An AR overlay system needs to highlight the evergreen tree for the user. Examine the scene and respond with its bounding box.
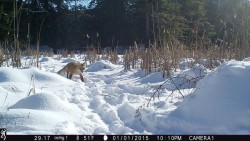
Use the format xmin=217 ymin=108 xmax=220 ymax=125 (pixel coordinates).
xmin=88 ymin=0 xmax=132 ymax=48
xmin=0 ymin=1 xmax=14 ymax=44
xmin=179 ymin=0 xmax=215 ymax=48
xmin=152 ymin=0 xmax=185 ymax=47
xmin=0 ymin=0 xmax=248 ymax=52
xmin=205 ymin=0 xmax=250 ymax=58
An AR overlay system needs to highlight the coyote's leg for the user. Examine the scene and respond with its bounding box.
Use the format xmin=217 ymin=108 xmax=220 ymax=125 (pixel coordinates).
xmin=80 ymin=74 xmax=84 ymax=82
xmin=68 ymin=73 xmax=73 ymax=80
xmin=66 ymin=71 xmax=69 ymax=78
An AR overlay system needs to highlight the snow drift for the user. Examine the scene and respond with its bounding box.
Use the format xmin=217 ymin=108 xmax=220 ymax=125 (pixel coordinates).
xmin=8 ymin=93 xmax=72 ymax=111
xmin=1 ymin=56 xmax=250 ymax=134
xmin=167 ymin=60 xmax=250 ymax=134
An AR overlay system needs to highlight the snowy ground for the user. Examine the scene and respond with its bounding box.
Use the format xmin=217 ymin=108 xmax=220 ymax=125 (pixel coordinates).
xmin=0 ymin=55 xmax=250 ymax=134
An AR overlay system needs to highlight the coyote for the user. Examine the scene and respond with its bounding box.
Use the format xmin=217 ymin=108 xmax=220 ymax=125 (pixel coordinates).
xmin=58 ymin=62 xmax=87 ymax=82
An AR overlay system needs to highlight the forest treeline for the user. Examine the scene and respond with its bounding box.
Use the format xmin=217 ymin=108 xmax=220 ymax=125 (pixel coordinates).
xmin=0 ymin=0 xmax=249 ymax=51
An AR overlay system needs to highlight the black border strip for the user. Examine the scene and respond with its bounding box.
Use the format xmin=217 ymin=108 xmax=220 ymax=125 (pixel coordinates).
xmin=2 ymin=135 xmax=250 ymax=141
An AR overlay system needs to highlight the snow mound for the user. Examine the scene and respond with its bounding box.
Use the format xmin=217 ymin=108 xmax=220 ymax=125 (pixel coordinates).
xmin=40 ymin=57 xmax=56 ymax=63
xmin=8 ymin=93 xmax=71 ymax=111
xmin=243 ymin=57 xmax=250 ymax=61
xmin=140 ymin=72 xmax=165 ymax=84
xmin=61 ymin=58 xmax=78 ymax=63
xmin=169 ymin=60 xmax=250 ymax=134
xmin=86 ymin=60 xmax=116 ymax=72
xmin=0 ymin=67 xmax=30 ymax=83
xmin=40 ymin=57 xmax=49 ymax=62
xmin=169 ymin=64 xmax=207 ymax=90
xmin=0 ymin=67 xmax=72 ymax=84
xmin=179 ymin=58 xmax=194 ymax=70
xmin=179 ymin=64 xmax=207 ymax=79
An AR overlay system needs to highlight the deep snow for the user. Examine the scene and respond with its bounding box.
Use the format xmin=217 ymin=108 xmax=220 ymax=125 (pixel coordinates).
xmin=0 ymin=55 xmax=250 ymax=134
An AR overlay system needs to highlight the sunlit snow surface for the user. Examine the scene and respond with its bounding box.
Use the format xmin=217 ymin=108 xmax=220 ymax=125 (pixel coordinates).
xmin=0 ymin=55 xmax=250 ymax=134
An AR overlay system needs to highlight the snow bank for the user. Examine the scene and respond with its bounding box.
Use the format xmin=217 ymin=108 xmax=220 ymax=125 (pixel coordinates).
xmin=179 ymin=58 xmax=195 ymax=70
xmin=8 ymin=93 xmax=72 ymax=111
xmin=0 ymin=67 xmax=73 ymax=107
xmin=40 ymin=57 xmax=56 ymax=63
xmin=140 ymin=72 xmax=165 ymax=84
xmin=2 ymin=55 xmax=250 ymax=135
xmin=0 ymin=67 xmax=72 ymax=85
xmin=168 ymin=60 xmax=250 ymax=134
xmin=86 ymin=60 xmax=116 ymax=72
xmin=61 ymin=58 xmax=78 ymax=63
xmin=168 ymin=64 xmax=207 ymax=90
